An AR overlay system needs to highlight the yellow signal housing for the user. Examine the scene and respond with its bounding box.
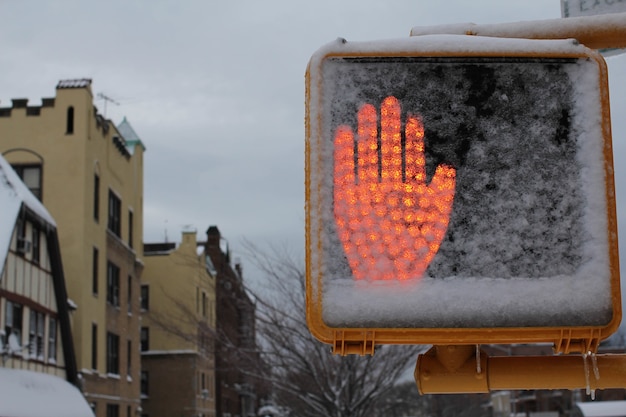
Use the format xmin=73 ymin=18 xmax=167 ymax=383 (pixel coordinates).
xmin=305 ymin=35 xmax=619 ymax=355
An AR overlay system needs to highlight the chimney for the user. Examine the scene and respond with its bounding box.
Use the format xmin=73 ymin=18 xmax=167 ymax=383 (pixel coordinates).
xmin=181 ymin=228 xmax=197 ymax=249
xmin=206 ymin=225 xmax=221 ymax=249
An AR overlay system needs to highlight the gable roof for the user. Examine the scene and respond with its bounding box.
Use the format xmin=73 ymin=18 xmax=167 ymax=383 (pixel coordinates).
xmin=0 ymin=155 xmax=55 ymax=272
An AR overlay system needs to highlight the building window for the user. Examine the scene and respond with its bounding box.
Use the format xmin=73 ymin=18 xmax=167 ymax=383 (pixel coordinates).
xmin=106 ymin=332 xmax=119 ymax=375
xmin=15 ymin=218 xmax=27 ymax=257
xmin=28 ymin=310 xmax=44 ymax=360
xmin=140 ymin=371 xmax=149 ymax=396
xmin=31 ymin=225 xmax=40 ymax=264
xmin=140 ymin=285 xmax=149 ymax=311
xmin=127 ymin=340 xmax=132 ymax=376
xmin=4 ymin=301 xmax=23 ymax=350
xmin=12 ymin=164 xmax=42 ymax=200
xmin=202 ymin=292 xmax=208 ymax=318
xmin=48 ymin=317 xmax=57 ymax=363
xmin=140 ymin=327 xmax=149 ymax=352
xmin=128 ymin=210 xmax=134 ymax=249
xmin=127 ymin=275 xmax=132 ymax=314
xmin=107 ymin=190 xmax=121 ymax=237
xmin=94 ymin=174 xmax=100 ymax=221
xmin=91 ymin=324 xmax=97 ymax=370
xmin=106 ymin=404 xmax=119 ymax=417
xmin=66 ymin=106 xmax=74 ymax=134
xmin=107 ymin=261 xmax=120 ymax=307
xmin=92 ymin=247 xmax=99 ymax=295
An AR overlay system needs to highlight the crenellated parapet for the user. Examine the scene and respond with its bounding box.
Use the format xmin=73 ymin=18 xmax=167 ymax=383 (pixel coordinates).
xmin=0 ymin=79 xmax=140 ymax=159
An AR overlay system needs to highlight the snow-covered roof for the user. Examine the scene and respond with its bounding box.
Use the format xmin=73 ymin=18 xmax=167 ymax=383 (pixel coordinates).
xmin=0 ymin=154 xmax=56 ymax=273
xmin=0 ymin=368 xmax=94 ymax=417
xmin=576 ymin=401 xmax=626 ymax=417
xmin=117 ymin=117 xmax=146 ymax=154
xmin=56 ymin=78 xmax=92 ymax=89
xmin=258 ymin=404 xmax=282 ymax=416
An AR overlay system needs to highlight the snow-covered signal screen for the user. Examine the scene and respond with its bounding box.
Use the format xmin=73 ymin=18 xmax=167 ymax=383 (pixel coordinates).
xmin=305 ymin=36 xmax=620 ymax=354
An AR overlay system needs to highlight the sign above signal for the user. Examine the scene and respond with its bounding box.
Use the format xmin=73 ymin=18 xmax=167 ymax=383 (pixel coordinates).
xmin=305 ymin=35 xmax=620 ymax=354
xmin=561 ymin=0 xmax=626 ymax=17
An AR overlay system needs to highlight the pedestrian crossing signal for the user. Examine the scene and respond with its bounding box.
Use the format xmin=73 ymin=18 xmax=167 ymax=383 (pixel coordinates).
xmin=305 ymin=36 xmax=620 ymax=354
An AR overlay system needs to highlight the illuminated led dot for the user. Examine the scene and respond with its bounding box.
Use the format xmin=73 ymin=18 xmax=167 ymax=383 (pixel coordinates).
xmin=344 ymin=243 xmax=354 ymax=255
xmin=426 ymin=211 xmax=439 ymax=222
xmin=389 ymin=243 xmax=401 ymax=257
xmin=414 ymin=240 xmax=427 ymax=254
xmin=418 ymin=197 xmax=430 ymax=208
xmin=372 ymin=242 xmax=385 ymax=255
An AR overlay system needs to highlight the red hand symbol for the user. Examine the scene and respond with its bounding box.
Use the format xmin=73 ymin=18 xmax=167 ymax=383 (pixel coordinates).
xmin=334 ymin=96 xmax=456 ymax=280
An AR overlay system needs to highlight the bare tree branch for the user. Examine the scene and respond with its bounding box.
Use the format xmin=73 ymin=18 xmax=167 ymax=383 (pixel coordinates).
xmin=241 ymin=239 xmax=424 ymax=417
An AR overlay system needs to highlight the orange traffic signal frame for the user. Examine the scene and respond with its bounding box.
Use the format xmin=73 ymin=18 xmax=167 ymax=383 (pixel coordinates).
xmin=305 ymin=35 xmax=620 ymax=356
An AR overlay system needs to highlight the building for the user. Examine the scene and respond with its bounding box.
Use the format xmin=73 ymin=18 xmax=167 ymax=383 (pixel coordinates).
xmin=0 ymin=79 xmax=146 ymax=417
xmin=0 ymin=155 xmax=93 ymax=416
xmin=141 ymin=229 xmax=217 ymax=417
xmin=203 ymin=226 xmax=269 ymax=417
xmin=484 ymin=342 xmax=626 ymax=417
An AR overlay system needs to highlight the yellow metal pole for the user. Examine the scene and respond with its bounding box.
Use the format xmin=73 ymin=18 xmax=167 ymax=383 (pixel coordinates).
xmin=411 ymin=12 xmax=626 ymax=51
xmin=416 ymin=346 xmax=626 ymax=394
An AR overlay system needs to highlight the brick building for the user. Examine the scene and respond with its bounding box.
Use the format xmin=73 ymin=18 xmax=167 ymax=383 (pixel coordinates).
xmin=203 ymin=226 xmax=269 ymax=417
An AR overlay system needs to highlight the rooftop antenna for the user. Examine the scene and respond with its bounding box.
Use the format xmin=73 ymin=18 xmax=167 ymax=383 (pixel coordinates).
xmin=97 ymin=92 xmax=119 ymax=117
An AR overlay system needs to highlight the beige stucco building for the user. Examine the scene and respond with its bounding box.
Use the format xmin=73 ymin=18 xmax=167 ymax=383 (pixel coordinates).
xmin=142 ymin=230 xmax=217 ymax=417
xmin=0 ymin=79 xmax=145 ymax=417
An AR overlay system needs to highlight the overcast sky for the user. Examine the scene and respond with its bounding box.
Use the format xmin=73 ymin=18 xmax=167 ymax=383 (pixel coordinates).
xmin=1 ymin=1 xmax=624 ymax=289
